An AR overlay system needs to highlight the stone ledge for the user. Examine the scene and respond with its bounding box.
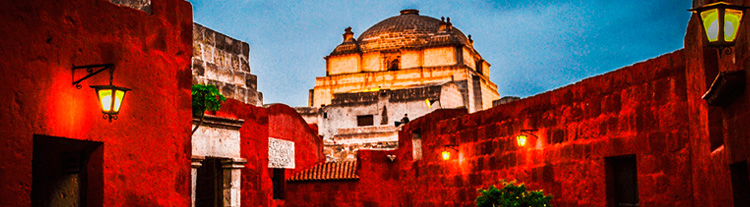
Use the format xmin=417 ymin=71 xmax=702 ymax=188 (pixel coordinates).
xmin=336 ymin=125 xmax=396 ymax=135
xmin=193 ymin=114 xmax=244 ymax=129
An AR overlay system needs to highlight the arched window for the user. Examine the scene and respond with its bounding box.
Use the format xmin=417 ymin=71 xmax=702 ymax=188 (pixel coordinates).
xmin=388 ymin=59 xmax=400 ymax=71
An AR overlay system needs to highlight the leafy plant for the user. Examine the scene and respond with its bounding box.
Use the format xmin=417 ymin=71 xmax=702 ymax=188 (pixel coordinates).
xmin=476 ymin=180 xmax=553 ymax=207
xmin=191 ymin=84 xmax=226 ymax=134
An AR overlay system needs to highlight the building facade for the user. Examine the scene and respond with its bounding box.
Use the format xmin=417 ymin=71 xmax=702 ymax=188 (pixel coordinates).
xmin=284 ymin=1 xmax=750 ymax=206
xmin=0 ymin=0 xmax=195 ymax=205
xmin=299 ymin=9 xmax=501 ymax=161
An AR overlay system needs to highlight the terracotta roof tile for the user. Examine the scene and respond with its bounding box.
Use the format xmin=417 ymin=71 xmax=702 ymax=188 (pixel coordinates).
xmin=287 ymin=161 xmax=359 ymax=182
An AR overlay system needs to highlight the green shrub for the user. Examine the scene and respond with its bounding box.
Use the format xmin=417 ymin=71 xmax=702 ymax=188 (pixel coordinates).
xmin=191 ymin=84 xmax=226 ymax=134
xmin=192 ymin=84 xmax=226 ymax=117
xmin=476 ymin=180 xmax=553 ymax=207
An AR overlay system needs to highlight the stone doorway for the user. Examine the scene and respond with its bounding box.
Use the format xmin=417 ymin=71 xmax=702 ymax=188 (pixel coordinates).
xmin=195 ymin=157 xmax=223 ymax=207
xmin=32 ymin=135 xmax=103 ymax=207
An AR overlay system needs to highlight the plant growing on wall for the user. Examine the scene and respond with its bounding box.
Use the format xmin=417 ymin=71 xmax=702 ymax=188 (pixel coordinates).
xmin=476 ymin=180 xmax=553 ymax=207
xmin=192 ymin=84 xmax=226 ymax=134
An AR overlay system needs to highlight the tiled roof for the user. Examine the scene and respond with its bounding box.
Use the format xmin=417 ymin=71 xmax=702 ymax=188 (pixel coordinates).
xmin=287 ymin=161 xmax=359 ymax=182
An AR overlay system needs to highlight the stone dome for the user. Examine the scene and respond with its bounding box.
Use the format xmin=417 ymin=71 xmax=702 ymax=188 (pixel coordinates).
xmin=330 ymin=9 xmax=474 ymax=56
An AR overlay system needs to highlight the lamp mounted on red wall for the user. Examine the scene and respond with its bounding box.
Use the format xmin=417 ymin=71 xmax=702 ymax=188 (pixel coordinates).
xmin=441 ymin=144 xmax=458 ymax=161
xmin=517 ymin=129 xmax=538 ymax=147
xmin=72 ymin=64 xmax=131 ymax=122
xmin=689 ymin=1 xmax=749 ymax=55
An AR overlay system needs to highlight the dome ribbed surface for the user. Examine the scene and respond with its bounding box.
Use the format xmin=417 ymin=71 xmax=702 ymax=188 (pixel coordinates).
xmin=330 ymin=10 xmax=473 ymax=56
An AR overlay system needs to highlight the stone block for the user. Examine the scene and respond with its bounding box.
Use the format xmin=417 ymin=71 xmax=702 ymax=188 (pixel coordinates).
xmin=231 ymin=38 xmax=243 ymax=55
xmin=203 ymin=28 xmax=215 ymax=46
xmin=231 ymin=55 xmax=239 ymax=71
xmin=204 ymin=63 xmax=218 ymax=80
xmin=193 ymin=23 xmax=204 ymax=42
xmin=240 ymin=58 xmax=250 ymax=72
xmin=245 ymin=74 xmax=257 ymax=89
xmin=202 ymin=46 xmax=215 ymax=64
xmin=216 ymin=67 xmax=233 ymax=83
xmin=192 ymin=58 xmax=205 ymax=76
xmin=193 ymin=44 xmax=202 ymax=60
xmin=236 ymin=87 xmax=248 ymax=103
xmin=222 ymin=84 xmax=236 ymax=100
xmin=213 ymin=33 xmax=227 ymax=50
xmin=241 ymin=42 xmax=250 ymax=56
xmin=206 ymin=80 xmax=222 ymax=88
xmin=109 ymin=0 xmax=152 ymax=13
xmin=214 ymin=50 xmax=226 ymax=69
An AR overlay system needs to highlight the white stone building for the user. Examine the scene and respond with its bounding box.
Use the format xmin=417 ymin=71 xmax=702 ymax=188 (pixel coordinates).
xmin=297 ymin=9 xmax=501 ymax=161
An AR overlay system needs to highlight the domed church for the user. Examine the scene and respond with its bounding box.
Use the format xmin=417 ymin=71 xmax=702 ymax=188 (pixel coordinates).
xmin=297 ymin=9 xmax=500 ymax=161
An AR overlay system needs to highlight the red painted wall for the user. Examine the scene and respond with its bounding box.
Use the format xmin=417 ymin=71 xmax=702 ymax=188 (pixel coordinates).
xmin=685 ymin=0 xmax=750 ymax=206
xmin=217 ymin=101 xmax=324 ymax=207
xmin=283 ymin=1 xmax=750 ymax=205
xmin=283 ymin=109 xmax=468 ymax=207
xmin=284 ymin=49 xmax=690 ymax=207
xmin=401 ymin=51 xmax=690 ymax=206
xmin=0 ymin=0 xmax=194 ymax=206
xmin=267 ymin=104 xmax=325 ymax=175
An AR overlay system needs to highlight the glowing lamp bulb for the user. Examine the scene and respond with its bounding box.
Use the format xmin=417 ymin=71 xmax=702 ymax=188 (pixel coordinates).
xmin=91 ymin=84 xmax=131 ymax=121
xmin=702 ymin=9 xmax=720 ymax=41
xmin=516 ymin=135 xmax=527 ymax=147
xmin=441 ymin=150 xmax=450 ymax=160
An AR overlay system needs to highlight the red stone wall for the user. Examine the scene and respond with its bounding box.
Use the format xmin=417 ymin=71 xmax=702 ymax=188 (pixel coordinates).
xmin=267 ymin=104 xmax=325 ymax=174
xmin=217 ymin=100 xmax=324 ymax=207
xmin=0 ymin=0 xmax=194 ymax=206
xmin=400 ymin=51 xmax=689 ymax=206
xmin=685 ymin=1 xmax=750 ymax=206
xmin=284 ymin=50 xmax=689 ymax=207
xmin=283 ymin=109 xmax=468 ymax=207
xmin=284 ymin=149 xmax=407 ymax=207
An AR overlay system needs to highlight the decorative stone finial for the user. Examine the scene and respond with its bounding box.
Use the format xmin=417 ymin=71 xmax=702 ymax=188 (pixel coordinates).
xmin=446 ymin=17 xmax=452 ymax=31
xmin=343 ymin=27 xmax=354 ymax=42
xmin=468 ymin=35 xmax=473 ymax=44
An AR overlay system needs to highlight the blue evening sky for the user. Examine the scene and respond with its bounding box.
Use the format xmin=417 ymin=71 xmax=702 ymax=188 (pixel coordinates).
xmin=187 ymin=0 xmax=692 ymax=107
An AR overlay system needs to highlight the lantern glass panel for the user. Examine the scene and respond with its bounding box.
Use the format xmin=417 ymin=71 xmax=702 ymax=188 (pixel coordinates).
xmin=98 ymin=89 xmax=113 ymax=112
xmin=701 ymin=8 xmax=720 ymax=42
xmin=725 ymin=9 xmax=744 ymax=41
xmin=517 ymin=135 xmax=527 ymax=147
xmin=114 ymin=90 xmax=125 ymax=112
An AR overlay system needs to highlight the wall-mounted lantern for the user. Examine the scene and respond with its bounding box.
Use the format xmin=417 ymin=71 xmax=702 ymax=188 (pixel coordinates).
xmin=441 ymin=144 xmax=458 ymax=161
xmin=689 ymin=2 xmax=749 ymax=106
xmin=689 ymin=1 xmax=749 ymax=54
xmin=517 ymin=129 xmax=538 ymax=147
xmin=72 ymin=64 xmax=131 ymax=122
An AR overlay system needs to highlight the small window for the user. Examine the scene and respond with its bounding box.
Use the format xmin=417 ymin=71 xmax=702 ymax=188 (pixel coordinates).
xmin=388 ymin=59 xmax=400 ymax=70
xmin=412 ymin=130 xmax=422 ymax=160
xmin=357 ymin=115 xmax=374 ymax=126
xmin=606 ymin=154 xmax=638 ymax=207
xmin=272 ymin=168 xmax=285 ymax=200
xmin=32 ymin=135 xmax=103 ymax=206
